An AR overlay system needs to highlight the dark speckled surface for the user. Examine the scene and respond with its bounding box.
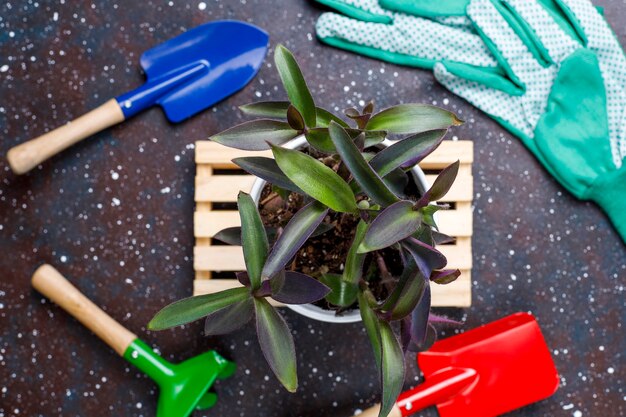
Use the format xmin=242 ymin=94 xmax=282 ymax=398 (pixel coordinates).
xmin=0 ymin=1 xmax=624 ymax=417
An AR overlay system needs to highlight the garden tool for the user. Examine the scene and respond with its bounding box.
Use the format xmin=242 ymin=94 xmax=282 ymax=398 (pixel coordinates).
xmin=355 ymin=312 xmax=558 ymax=417
xmin=7 ymin=20 xmax=269 ymax=175
xmin=316 ymin=0 xmax=626 ymax=243
xmin=31 ymin=264 xmax=236 ymax=417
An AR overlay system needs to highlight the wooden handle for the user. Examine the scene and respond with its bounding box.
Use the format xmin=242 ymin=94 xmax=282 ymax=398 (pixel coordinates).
xmin=7 ymin=99 xmax=125 ymax=175
xmin=355 ymin=404 xmax=402 ymax=417
xmin=32 ymin=264 xmax=136 ymax=356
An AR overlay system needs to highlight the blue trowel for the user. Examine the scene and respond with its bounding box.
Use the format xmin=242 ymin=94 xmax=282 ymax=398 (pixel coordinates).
xmin=7 ymin=20 xmax=268 ymax=175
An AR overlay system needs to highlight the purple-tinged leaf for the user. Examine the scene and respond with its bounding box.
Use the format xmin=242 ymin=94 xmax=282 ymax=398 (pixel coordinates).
xmin=238 ymin=192 xmax=269 ymax=290
xmin=363 ymin=100 xmax=375 ymax=115
xmin=319 ymin=273 xmax=358 ymax=307
xmin=358 ymin=201 xmax=421 ymax=254
xmin=233 ymin=157 xmax=303 ymax=194
xmin=379 ymin=321 xmax=406 ymax=417
xmin=215 ymin=226 xmax=278 ymax=247
xmin=344 ymin=107 xmax=371 ymax=129
xmin=287 ymin=105 xmax=305 ymax=131
xmin=381 ymin=262 xmax=427 ymax=321
xmin=311 ymin=222 xmax=335 ymax=238
xmin=431 ymin=269 xmax=461 ymax=285
xmin=400 ymin=317 xmax=411 ymax=353
xmin=369 ymin=130 xmax=447 ymax=177
xmin=410 ymin=282 xmax=431 ymax=349
xmin=415 ymin=161 xmax=460 ymax=208
xmin=382 ymin=168 xmax=409 ymax=197
xmin=148 ymin=287 xmax=250 ymax=330
xmin=254 ymin=297 xmax=298 ymax=392
xmin=428 ymin=313 xmax=462 ymax=326
xmin=432 ymin=230 xmax=456 ymax=245
xmin=275 ymin=45 xmax=316 ymax=128
xmin=271 ymin=271 xmax=330 ymax=304
xmin=254 ymin=279 xmax=273 ymax=298
xmin=262 ymin=202 xmax=329 ymax=279
xmin=407 ymin=324 xmax=437 ymax=352
xmin=236 ymin=271 xmax=250 ymax=286
xmin=204 ymin=298 xmax=254 ymax=335
xmin=365 ymin=104 xmax=463 ymax=135
xmin=329 ymin=122 xmax=399 ymax=207
xmin=210 ymin=119 xmax=299 ymax=151
xmin=271 ymin=144 xmax=357 ymax=213
xmin=401 ymin=237 xmax=447 ymax=278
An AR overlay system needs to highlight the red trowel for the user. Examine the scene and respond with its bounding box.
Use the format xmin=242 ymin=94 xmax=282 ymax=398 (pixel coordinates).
xmin=357 ymin=313 xmax=559 ymax=417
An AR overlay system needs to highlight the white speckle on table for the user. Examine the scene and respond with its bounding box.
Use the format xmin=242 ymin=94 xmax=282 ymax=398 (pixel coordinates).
xmin=135 ymin=402 xmax=142 ymax=409
xmin=198 ymin=2 xmax=206 ymax=10
xmin=60 ymin=255 xmax=67 ymax=263
xmin=0 ymin=65 xmax=8 ymax=72
xmin=110 ymin=171 xmax=119 ymax=180
xmin=607 ymin=367 xmax=614 ymax=374
xmin=563 ymin=404 xmax=574 ymax=410
xmin=53 ymin=12 xmax=59 ymax=21
xmin=160 ymin=187 xmax=170 ymax=194
xmin=111 ymin=198 xmax=121 ymax=206
xmin=573 ymin=411 xmax=582 ymax=417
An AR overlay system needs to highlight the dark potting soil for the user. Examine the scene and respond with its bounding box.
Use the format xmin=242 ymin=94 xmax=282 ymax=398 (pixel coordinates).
xmin=258 ymin=162 xmax=419 ymax=313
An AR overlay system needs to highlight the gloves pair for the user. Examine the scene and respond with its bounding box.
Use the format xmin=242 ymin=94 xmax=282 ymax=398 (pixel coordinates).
xmin=316 ymin=0 xmax=626 ymax=243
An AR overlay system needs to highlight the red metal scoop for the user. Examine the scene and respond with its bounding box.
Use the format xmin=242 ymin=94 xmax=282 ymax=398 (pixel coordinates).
xmin=358 ymin=312 xmax=559 ymax=417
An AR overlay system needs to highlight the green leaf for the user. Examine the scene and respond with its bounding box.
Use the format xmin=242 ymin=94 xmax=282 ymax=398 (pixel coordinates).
xmin=210 ymin=119 xmax=299 ymax=151
xmin=358 ymin=290 xmax=382 ymax=367
xmin=261 ymin=201 xmax=329 ymax=279
xmin=274 ymin=45 xmax=316 ymax=127
xmin=315 ymin=107 xmax=350 ymax=128
xmin=238 ymin=192 xmax=269 ymax=290
xmin=148 ymin=287 xmax=250 ymax=330
xmin=343 ymin=220 xmax=368 ymax=285
xmin=239 ymin=101 xmax=292 ymax=119
xmin=233 ymin=157 xmax=303 ymax=194
xmin=239 ymin=101 xmax=348 ymax=128
xmin=369 ymin=129 xmax=447 ymax=177
xmin=366 ymin=104 xmax=463 ymax=135
xmin=379 ymin=321 xmax=406 ymax=417
xmin=431 ymin=269 xmax=461 ymax=285
xmin=271 ymin=144 xmax=357 ymax=213
xmin=329 ymin=122 xmax=398 ymax=206
xmin=319 ymin=273 xmax=358 ymax=307
xmin=254 ymin=298 xmax=298 ymax=392
xmin=359 ymin=201 xmax=422 ymax=253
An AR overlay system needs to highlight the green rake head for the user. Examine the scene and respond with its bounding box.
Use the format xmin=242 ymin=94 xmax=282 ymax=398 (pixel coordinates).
xmin=124 ymin=339 xmax=236 ymax=417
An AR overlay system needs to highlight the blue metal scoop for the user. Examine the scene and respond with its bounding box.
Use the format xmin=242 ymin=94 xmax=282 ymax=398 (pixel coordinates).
xmin=7 ymin=20 xmax=269 ymax=175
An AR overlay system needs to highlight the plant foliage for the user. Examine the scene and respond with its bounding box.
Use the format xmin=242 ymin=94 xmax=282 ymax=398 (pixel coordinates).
xmin=150 ymin=45 xmax=464 ymax=417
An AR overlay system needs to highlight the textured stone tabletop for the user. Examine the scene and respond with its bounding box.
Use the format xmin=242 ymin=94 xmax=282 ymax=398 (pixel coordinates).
xmin=0 ymin=1 xmax=624 ymax=416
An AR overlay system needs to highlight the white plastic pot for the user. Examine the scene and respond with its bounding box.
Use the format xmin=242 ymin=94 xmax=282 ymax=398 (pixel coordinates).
xmin=250 ymin=136 xmax=429 ymax=324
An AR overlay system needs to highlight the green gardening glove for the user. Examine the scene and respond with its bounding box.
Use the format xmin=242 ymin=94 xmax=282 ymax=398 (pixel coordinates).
xmin=315 ymin=0 xmax=498 ymax=70
xmin=316 ymin=0 xmax=626 ymax=242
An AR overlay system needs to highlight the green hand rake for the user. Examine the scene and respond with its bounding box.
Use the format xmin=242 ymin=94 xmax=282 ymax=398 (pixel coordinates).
xmin=32 ymin=264 xmax=235 ymax=417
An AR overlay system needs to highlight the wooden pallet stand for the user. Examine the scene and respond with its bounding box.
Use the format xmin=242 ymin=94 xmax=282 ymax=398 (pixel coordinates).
xmin=194 ymin=140 xmax=473 ymax=307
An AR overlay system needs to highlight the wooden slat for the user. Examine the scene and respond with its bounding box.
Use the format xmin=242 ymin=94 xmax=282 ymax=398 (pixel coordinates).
xmin=193 ymin=275 xmax=471 ymax=307
xmin=194 ymin=211 xmax=240 ymax=237
xmin=437 ymin=203 xmax=473 ymax=237
xmin=196 ymin=141 xmax=272 ymax=166
xmin=195 ymin=175 xmax=256 ymax=202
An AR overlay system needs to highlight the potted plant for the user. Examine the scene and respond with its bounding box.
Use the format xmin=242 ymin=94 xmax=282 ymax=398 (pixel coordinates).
xmin=149 ymin=45 xmax=463 ymax=417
